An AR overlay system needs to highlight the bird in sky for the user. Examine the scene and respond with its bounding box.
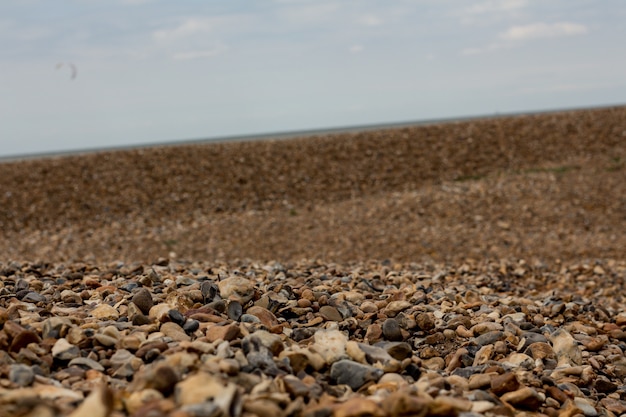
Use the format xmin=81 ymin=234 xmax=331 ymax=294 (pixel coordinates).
xmin=56 ymin=62 xmax=77 ymax=80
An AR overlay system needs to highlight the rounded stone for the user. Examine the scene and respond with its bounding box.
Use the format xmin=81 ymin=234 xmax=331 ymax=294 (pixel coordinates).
xmin=382 ymin=318 xmax=403 ymax=341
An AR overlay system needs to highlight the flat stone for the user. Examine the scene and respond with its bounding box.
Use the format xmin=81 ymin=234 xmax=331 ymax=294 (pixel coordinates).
xmin=500 ymin=387 xmax=544 ymax=410
xmin=89 ymin=304 xmax=119 ymax=320
xmin=205 ymin=323 xmax=241 ymax=343
xmin=319 ymin=305 xmax=343 ymax=322
xmin=160 ymin=322 xmax=191 ymax=342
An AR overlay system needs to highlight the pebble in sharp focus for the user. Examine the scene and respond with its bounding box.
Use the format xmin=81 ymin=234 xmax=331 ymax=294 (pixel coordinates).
xmin=0 ymin=259 xmax=625 ymax=417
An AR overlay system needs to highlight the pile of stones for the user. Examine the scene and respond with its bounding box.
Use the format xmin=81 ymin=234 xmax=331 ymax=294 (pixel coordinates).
xmin=0 ymin=258 xmax=624 ymax=417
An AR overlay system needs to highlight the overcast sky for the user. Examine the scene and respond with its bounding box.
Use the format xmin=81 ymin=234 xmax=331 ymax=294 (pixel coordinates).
xmin=1 ymin=0 xmax=625 ymax=157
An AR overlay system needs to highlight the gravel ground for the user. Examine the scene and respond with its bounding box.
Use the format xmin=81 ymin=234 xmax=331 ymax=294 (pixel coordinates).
xmin=0 ymin=106 xmax=625 ymax=416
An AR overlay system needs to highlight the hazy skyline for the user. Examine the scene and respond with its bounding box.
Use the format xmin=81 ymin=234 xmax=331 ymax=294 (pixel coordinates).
xmin=2 ymin=0 xmax=625 ymax=157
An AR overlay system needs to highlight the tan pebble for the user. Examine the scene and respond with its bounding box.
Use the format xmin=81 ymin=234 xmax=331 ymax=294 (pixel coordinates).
xmin=445 ymin=347 xmax=468 ymax=373
xmin=160 ymin=322 xmax=190 ymax=342
xmin=503 ymin=352 xmax=534 ymax=369
xmin=89 ymin=304 xmax=119 ymax=320
xmin=456 ymin=325 xmax=473 ymax=338
xmin=300 ymin=289 xmax=314 ymax=301
xmin=471 ymin=322 xmax=503 ymax=335
xmin=205 ymin=323 xmax=241 ymax=343
xmin=68 ymin=385 xmax=113 ymax=417
xmin=558 ymin=399 xmax=583 ymax=417
xmin=445 ymin=375 xmax=469 ymax=391
xmin=365 ymin=323 xmax=383 ymax=343
xmin=175 ymin=372 xmax=240 ymax=414
xmin=247 ymin=306 xmax=279 ymax=328
xmin=384 ymin=301 xmax=412 ymax=317
xmin=380 ymin=390 xmax=430 ymax=417
xmin=468 ymin=373 xmax=494 ymax=390
xmin=218 ymin=276 xmax=255 ymax=304
xmin=297 ymin=299 xmax=311 ymax=308
xmin=346 ymin=341 xmax=366 ymax=363
xmin=319 ymin=305 xmax=343 ymax=322
xmin=430 ymin=396 xmax=473 ymax=413
xmin=360 ymin=301 xmax=378 ymax=313
xmin=219 ymin=358 xmax=240 ymax=375
xmin=120 ymin=334 xmax=144 ymax=351
xmin=422 ymin=357 xmax=445 ymax=370
xmin=148 ymin=304 xmax=171 ymax=322
xmin=549 ymin=328 xmax=582 ymax=367
xmin=125 ymin=389 xmax=164 ymax=415
xmin=415 ymin=312 xmax=435 ymax=330
xmin=527 ymin=342 xmax=556 ymax=360
xmin=471 ymin=400 xmax=496 ymax=413
xmin=333 ymin=397 xmax=384 ymax=417
xmin=473 ymin=344 xmax=494 ymax=366
xmin=312 ymin=329 xmax=348 ymax=364
xmin=500 ymin=387 xmax=544 ymax=410
xmin=490 ymin=372 xmax=520 ymax=396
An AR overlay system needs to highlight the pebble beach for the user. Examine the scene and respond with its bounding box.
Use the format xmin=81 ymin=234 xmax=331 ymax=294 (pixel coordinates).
xmin=0 ymin=106 xmax=625 ymax=416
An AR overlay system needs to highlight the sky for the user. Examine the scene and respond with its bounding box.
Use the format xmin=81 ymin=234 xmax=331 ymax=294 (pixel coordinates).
xmin=1 ymin=0 xmax=625 ymax=158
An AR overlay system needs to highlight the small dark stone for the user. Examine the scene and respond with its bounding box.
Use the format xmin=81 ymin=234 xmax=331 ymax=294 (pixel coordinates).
xmin=131 ymin=288 xmax=153 ymax=315
xmin=330 ymin=360 xmax=384 ymax=391
xmin=292 ymin=328 xmax=314 ymax=342
xmin=15 ymin=279 xmax=29 ymax=292
xmin=474 ymin=330 xmax=505 ymax=346
xmin=205 ymin=299 xmax=226 ymax=313
xmin=132 ymin=313 xmax=152 ymax=325
xmin=183 ymin=319 xmax=200 ymax=334
xmin=227 ymin=301 xmax=243 ymax=321
xmin=382 ymin=318 xmax=403 ymax=341
xmin=404 ymin=363 xmax=422 ymax=380
xmin=377 ymin=341 xmax=413 ymax=360
xmin=151 ymin=365 xmax=179 ymax=396
xmin=201 ymin=281 xmax=218 ymax=302
xmin=452 ymin=365 xmax=486 ymax=378
xmin=594 ymin=378 xmax=618 ymax=393
xmin=168 ymin=309 xmax=185 ymax=326
xmin=9 ymin=330 xmax=40 ymax=353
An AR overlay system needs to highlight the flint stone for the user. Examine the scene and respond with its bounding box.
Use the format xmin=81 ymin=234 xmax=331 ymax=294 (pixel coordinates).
xmin=500 ymin=387 xmax=544 ymax=410
xmin=474 ymin=331 xmax=505 ymax=347
xmin=42 ymin=317 xmax=73 ymax=339
xmin=9 ymin=364 xmax=35 ymax=387
xmin=131 ymin=288 xmax=153 ymax=315
xmin=52 ymin=338 xmax=80 ymax=361
xmin=330 ymin=359 xmax=384 ymax=391
xmin=382 ymin=318 xmax=403 ymax=341
xmin=218 ymin=276 xmax=255 ymax=304
xmin=549 ymin=328 xmax=582 ymax=367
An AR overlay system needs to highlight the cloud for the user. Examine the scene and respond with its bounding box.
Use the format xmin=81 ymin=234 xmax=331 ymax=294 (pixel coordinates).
xmin=500 ymin=22 xmax=588 ymax=41
xmin=465 ymin=0 xmax=528 ymax=15
xmin=357 ymin=14 xmax=383 ymax=27
xmin=349 ymin=44 xmax=364 ymax=54
xmin=172 ymin=44 xmax=228 ymax=60
xmin=153 ymin=18 xmax=213 ymax=42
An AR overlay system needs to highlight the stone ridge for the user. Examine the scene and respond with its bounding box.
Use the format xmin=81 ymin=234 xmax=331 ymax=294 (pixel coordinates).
xmin=1 ymin=106 xmax=624 ymax=232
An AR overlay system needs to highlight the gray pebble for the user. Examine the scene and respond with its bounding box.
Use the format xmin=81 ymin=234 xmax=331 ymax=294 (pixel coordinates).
xmin=382 ymin=318 xmax=403 ymax=341
xmin=9 ymin=364 xmax=34 ymax=387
